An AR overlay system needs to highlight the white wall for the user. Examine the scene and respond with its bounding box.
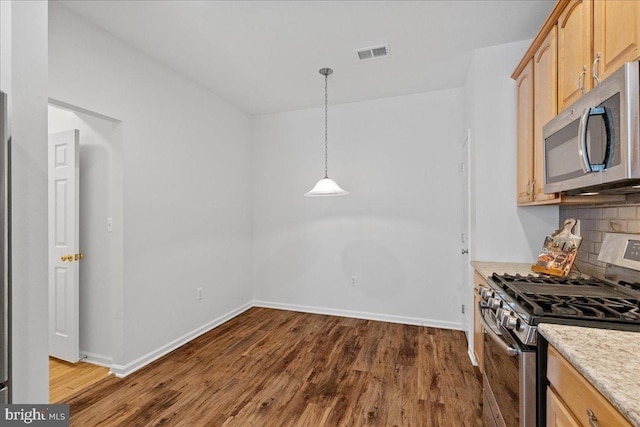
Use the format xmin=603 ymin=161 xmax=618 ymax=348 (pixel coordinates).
xmin=253 ymin=88 xmax=465 ymax=329
xmin=0 ymin=1 xmax=50 ymax=403
xmin=49 ymin=4 xmax=253 ymax=372
xmin=462 ymin=40 xmax=559 ymax=352
xmin=48 ymin=105 xmax=119 ymax=365
xmin=465 ymin=40 xmax=558 ymax=264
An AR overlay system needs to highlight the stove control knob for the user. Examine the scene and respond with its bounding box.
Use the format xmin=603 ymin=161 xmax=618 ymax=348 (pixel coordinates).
xmin=480 ymin=288 xmax=494 ymax=301
xmin=487 ymin=297 xmax=502 ymax=310
xmin=515 ymin=319 xmax=523 ymax=331
xmin=502 ymin=313 xmax=518 ymax=330
xmin=500 ymin=309 xmax=513 ymax=325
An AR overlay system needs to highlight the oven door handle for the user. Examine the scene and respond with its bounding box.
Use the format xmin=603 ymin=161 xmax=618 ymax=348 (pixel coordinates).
xmin=479 ymin=307 xmax=521 ymax=357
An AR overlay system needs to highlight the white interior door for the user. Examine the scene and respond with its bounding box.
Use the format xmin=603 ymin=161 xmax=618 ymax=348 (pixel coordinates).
xmin=48 ymin=130 xmax=80 ymax=363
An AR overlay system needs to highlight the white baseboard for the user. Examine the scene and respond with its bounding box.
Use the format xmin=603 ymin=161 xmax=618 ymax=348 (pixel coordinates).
xmin=468 ymin=349 xmax=479 ymax=367
xmin=252 ymin=300 xmax=462 ymax=331
xmin=79 ymin=351 xmax=113 ymax=369
xmin=110 ymin=302 xmax=253 ymax=378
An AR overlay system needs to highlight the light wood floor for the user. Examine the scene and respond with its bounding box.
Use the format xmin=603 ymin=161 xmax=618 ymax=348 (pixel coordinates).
xmin=64 ymin=308 xmax=482 ymax=426
xmin=50 ymin=357 xmax=111 ymax=403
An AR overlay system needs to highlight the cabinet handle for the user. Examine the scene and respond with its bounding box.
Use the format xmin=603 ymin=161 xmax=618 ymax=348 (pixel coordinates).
xmin=592 ymin=53 xmax=601 ymax=86
xmin=532 ymin=180 xmax=537 ymax=198
xmin=578 ymin=65 xmax=586 ymax=94
xmin=586 ymin=409 xmax=599 ymax=427
xmin=526 ymin=180 xmax=531 ymax=196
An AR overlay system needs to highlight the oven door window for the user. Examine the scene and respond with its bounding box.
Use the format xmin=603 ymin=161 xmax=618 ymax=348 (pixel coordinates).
xmin=484 ymin=324 xmax=521 ymax=426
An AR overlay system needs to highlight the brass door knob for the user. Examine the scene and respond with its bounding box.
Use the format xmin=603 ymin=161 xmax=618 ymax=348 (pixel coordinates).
xmin=60 ymin=254 xmax=73 ymax=262
xmin=75 ymin=253 xmax=84 ymax=261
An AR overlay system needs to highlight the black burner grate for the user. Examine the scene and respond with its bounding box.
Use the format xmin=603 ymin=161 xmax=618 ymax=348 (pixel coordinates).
xmin=491 ymin=273 xmax=640 ymax=324
xmin=492 ymin=273 xmax=605 ymax=287
xmin=525 ymin=294 xmax=640 ymax=319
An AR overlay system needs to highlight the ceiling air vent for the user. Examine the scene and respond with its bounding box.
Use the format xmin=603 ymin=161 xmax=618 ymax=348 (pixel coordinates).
xmin=355 ymin=44 xmax=390 ymax=61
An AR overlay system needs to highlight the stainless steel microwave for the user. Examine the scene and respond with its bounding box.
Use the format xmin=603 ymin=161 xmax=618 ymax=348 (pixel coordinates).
xmin=543 ymin=61 xmax=640 ymax=195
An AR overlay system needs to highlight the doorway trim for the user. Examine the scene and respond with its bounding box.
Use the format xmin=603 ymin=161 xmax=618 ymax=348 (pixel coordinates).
xmin=47 ymin=98 xmax=124 ymax=372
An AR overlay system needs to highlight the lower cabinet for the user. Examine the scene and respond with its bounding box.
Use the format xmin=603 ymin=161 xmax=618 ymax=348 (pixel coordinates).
xmin=547 ymin=388 xmax=580 ymax=427
xmin=546 ymin=345 xmax=632 ymax=427
xmin=472 ymin=271 xmax=485 ymax=372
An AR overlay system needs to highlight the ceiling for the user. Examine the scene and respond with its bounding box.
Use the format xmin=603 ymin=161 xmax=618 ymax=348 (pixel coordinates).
xmin=56 ymin=1 xmax=555 ymax=115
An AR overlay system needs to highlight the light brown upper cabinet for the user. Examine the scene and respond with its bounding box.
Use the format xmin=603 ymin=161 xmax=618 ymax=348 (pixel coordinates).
xmin=533 ymin=27 xmax=558 ymax=203
xmin=516 ymin=60 xmax=535 ymax=204
xmin=512 ymin=0 xmax=640 ymax=206
xmin=559 ymin=0 xmax=640 ymax=106
xmin=592 ymin=0 xmax=640 ymax=84
xmin=558 ymin=0 xmax=592 ymax=112
xmin=514 ymin=29 xmax=560 ymax=205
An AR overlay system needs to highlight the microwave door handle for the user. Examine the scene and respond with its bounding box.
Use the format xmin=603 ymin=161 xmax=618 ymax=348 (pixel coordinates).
xmin=579 ymin=107 xmax=594 ymax=173
xmin=579 ymin=106 xmax=612 ymax=172
xmin=594 ymin=106 xmax=614 ymax=171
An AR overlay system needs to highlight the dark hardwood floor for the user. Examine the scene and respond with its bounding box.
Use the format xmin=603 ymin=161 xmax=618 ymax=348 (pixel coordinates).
xmin=61 ymin=307 xmax=482 ymax=426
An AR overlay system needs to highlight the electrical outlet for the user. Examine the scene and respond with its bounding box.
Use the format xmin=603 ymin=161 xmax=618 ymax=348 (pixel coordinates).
xmin=197 ymin=288 xmax=203 ymax=300
xmin=351 ymin=276 xmax=357 ymax=287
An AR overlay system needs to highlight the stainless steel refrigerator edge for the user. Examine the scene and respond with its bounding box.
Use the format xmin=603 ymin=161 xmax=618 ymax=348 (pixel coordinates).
xmin=0 ymin=91 xmax=10 ymax=404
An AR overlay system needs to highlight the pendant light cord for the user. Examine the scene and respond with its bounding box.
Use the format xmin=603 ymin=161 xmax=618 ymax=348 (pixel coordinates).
xmin=324 ymin=72 xmax=329 ymax=179
xmin=305 ymin=67 xmax=348 ymax=196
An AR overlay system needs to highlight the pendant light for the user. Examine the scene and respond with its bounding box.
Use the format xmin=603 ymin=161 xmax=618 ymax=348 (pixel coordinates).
xmin=305 ymin=68 xmax=349 ymax=197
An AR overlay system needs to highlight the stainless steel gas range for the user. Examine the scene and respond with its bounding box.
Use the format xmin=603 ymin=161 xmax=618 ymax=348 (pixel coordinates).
xmin=478 ymin=232 xmax=640 ymax=427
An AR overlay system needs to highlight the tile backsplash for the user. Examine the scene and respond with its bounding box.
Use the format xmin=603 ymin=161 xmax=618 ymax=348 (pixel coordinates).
xmin=559 ymin=204 xmax=640 ymax=279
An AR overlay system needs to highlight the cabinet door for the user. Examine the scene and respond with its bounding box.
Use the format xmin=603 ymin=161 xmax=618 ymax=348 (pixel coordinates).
xmin=472 ymin=272 xmax=485 ymax=372
xmin=593 ymin=0 xmax=640 ymax=83
xmin=533 ymin=26 xmax=558 ymax=202
xmin=547 ymin=388 xmax=581 ymax=427
xmin=473 ymin=291 xmax=483 ymax=372
xmin=516 ymin=60 xmax=534 ymax=204
xmin=558 ymin=0 xmax=592 ymax=112
xmin=547 ymin=345 xmax=634 ymax=427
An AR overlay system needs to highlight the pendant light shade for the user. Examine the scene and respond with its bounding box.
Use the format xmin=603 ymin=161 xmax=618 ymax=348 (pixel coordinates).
xmin=305 ymin=177 xmax=348 ymax=196
xmin=305 ymin=67 xmax=349 ymax=197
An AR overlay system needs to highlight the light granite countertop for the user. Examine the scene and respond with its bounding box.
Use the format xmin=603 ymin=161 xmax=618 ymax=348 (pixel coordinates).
xmin=539 ymin=323 xmax=640 ymax=426
xmin=470 ymin=261 xmax=537 ymax=280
